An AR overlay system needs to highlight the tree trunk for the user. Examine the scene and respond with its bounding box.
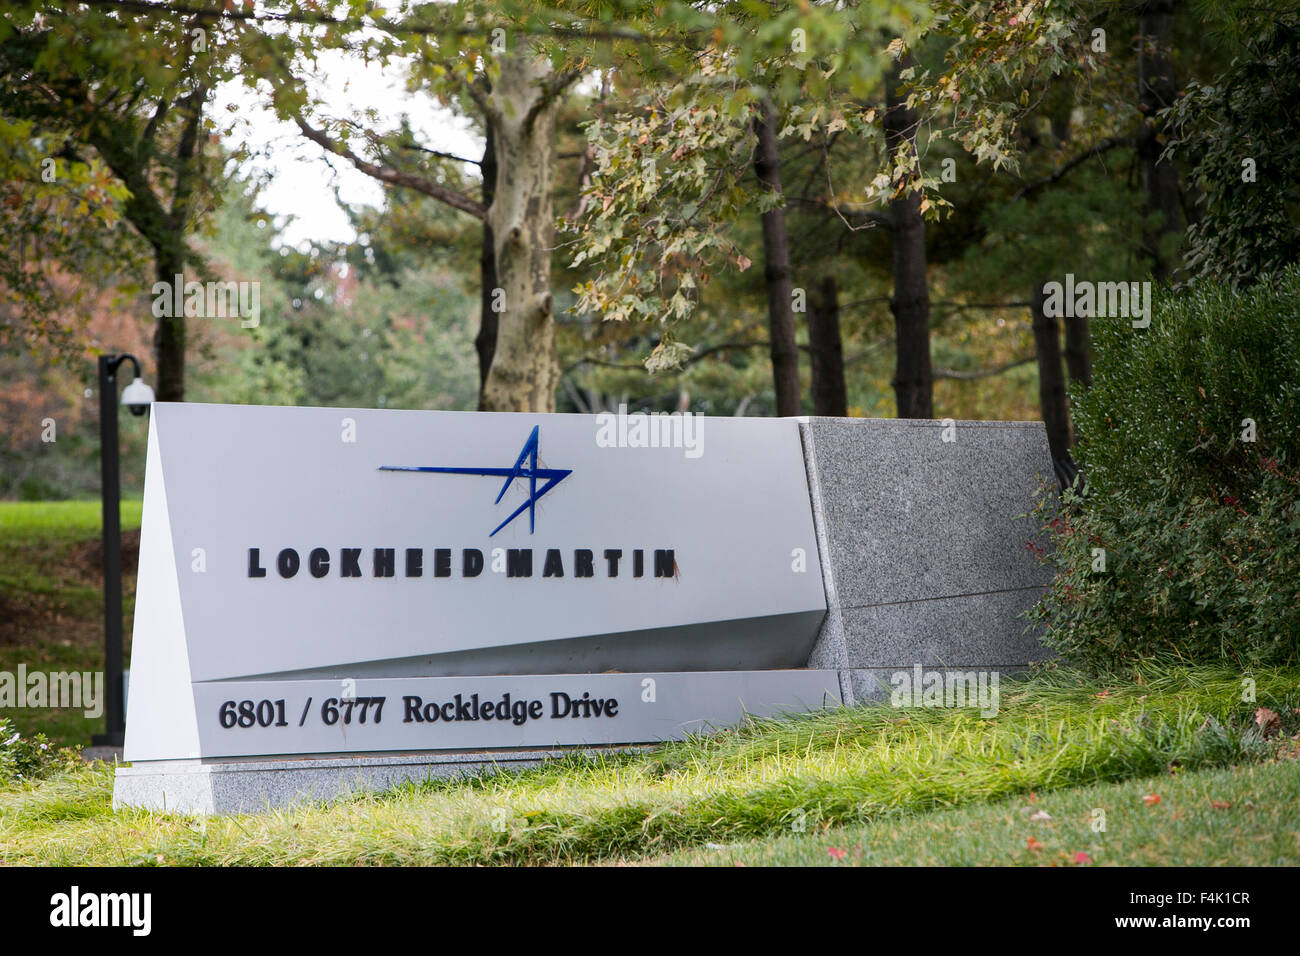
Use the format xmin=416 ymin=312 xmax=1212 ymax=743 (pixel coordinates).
xmin=480 ymin=53 xmax=561 ymax=413
xmin=475 ymin=123 xmax=499 ymax=409
xmin=753 ymin=98 xmax=801 ymax=417
xmin=152 ymin=81 xmax=205 ymax=404
xmin=153 ymin=246 xmax=186 ymax=402
xmin=1063 ymin=312 xmax=1091 ymax=449
xmin=1050 ymin=84 xmax=1093 ymax=405
xmin=884 ymin=56 xmax=933 ymax=419
xmin=808 ymin=275 xmax=848 ymax=416
xmin=1063 ymin=313 xmax=1092 ymax=390
xmin=1031 ymin=281 xmax=1072 ymax=463
xmin=1138 ymin=0 xmax=1181 ymax=281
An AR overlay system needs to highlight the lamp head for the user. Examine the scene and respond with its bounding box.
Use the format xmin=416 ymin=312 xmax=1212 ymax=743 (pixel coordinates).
xmin=121 ymin=377 xmax=155 ymax=417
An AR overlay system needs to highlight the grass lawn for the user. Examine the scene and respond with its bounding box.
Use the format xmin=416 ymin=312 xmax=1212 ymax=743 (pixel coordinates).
xmin=655 ymin=759 xmax=1300 ymax=866
xmin=2 ymin=666 xmax=1298 ymax=865
xmin=0 ymin=500 xmax=142 ymax=746
xmin=1 ymin=499 xmax=1297 ymax=867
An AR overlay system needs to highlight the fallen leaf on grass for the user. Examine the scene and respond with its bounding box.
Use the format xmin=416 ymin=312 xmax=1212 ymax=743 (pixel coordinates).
xmin=1074 ymin=851 xmax=1092 ymax=864
xmin=1143 ymin=793 xmax=1162 ymax=807
xmin=1255 ymin=707 xmax=1282 ymax=738
xmin=1030 ymin=810 xmax=1052 ymax=822
xmin=827 ymin=847 xmax=847 ymax=861
xmin=1211 ymin=801 xmax=1232 ymax=811
xmin=1026 ymin=836 xmax=1044 ymax=852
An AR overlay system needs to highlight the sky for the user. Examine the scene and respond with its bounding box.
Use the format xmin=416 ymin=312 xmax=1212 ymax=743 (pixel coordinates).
xmin=213 ymin=48 xmax=483 ymax=250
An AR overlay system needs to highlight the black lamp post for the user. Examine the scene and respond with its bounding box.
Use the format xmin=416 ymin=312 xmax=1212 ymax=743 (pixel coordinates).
xmin=93 ymin=353 xmax=154 ymax=748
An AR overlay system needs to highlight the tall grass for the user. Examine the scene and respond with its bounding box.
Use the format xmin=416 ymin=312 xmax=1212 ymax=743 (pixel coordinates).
xmin=2 ymin=664 xmax=1294 ymax=866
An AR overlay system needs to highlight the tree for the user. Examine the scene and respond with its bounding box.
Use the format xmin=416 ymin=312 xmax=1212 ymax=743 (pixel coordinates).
xmin=752 ymin=96 xmax=800 ymax=416
xmin=0 ymin=4 xmax=232 ymax=401
xmin=1167 ymin=10 xmax=1300 ymax=285
xmin=808 ymin=275 xmax=847 ymax=416
xmin=1030 ymin=277 xmax=1071 ymax=469
xmin=569 ymin=12 xmax=909 ymax=410
xmin=476 ymin=51 xmax=574 ymax=411
xmin=475 ymin=124 xmax=499 ymax=401
xmin=571 ymin=1 xmax=1093 ymax=421
xmin=239 ymin=4 xmax=583 ymax=412
xmin=18 ymin=0 xmax=1128 ymax=428
xmin=883 ymin=51 xmax=933 ymax=419
xmin=0 ymin=113 xmax=132 ymax=362
xmin=1136 ymin=0 xmax=1183 ymax=281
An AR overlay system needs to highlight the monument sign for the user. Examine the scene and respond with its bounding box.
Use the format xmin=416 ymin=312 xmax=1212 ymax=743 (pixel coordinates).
xmin=115 ymin=404 xmax=1053 ymax=814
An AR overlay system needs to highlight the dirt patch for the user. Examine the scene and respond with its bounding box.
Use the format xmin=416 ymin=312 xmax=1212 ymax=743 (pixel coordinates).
xmin=0 ymin=588 xmax=103 ymax=649
xmin=0 ymin=591 xmax=44 ymax=645
xmin=71 ymin=528 xmax=140 ymax=578
xmin=2 ymin=530 xmax=138 ymax=648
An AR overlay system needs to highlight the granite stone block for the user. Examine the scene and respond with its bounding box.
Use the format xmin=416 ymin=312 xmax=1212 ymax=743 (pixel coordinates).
xmin=801 ymin=418 xmax=1055 ymax=672
xmin=840 ymin=590 xmax=1053 ymax=669
xmin=804 ymin=418 xmax=1053 ymax=607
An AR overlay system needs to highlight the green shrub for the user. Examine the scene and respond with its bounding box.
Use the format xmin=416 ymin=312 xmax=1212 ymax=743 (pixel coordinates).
xmin=1027 ymin=472 xmax=1300 ymax=668
xmin=0 ymin=718 xmax=79 ymax=785
xmin=1029 ymin=267 xmax=1300 ymax=668
xmin=1071 ymin=266 xmax=1300 ymax=502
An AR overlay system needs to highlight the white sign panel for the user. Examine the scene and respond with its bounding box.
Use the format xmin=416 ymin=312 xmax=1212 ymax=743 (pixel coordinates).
xmin=190 ymin=671 xmax=842 ymax=758
xmin=125 ymin=404 xmax=827 ymax=760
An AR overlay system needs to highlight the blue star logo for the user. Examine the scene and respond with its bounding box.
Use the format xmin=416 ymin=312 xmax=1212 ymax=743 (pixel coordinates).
xmin=379 ymin=425 xmax=572 ymax=536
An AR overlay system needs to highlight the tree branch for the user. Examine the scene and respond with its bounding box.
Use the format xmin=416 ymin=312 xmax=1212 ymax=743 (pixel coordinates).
xmin=1013 ymin=135 xmax=1134 ymax=200
xmin=933 ymin=356 xmax=1035 ymax=380
xmin=452 ymin=73 xmax=498 ymax=128
xmin=140 ymin=96 xmax=170 ymax=149
xmin=254 ymin=49 xmax=488 ymax=221
xmin=288 ymin=111 xmax=486 ymax=220
xmin=169 ymin=81 xmax=206 ymax=227
xmin=397 ymin=141 xmax=482 ymax=166
xmin=788 ymin=195 xmax=893 ymax=230
xmin=564 ymin=339 xmax=779 ymax=374
xmin=937 ymin=300 xmax=1033 ymax=311
xmin=524 ymin=66 xmax=584 ymax=133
